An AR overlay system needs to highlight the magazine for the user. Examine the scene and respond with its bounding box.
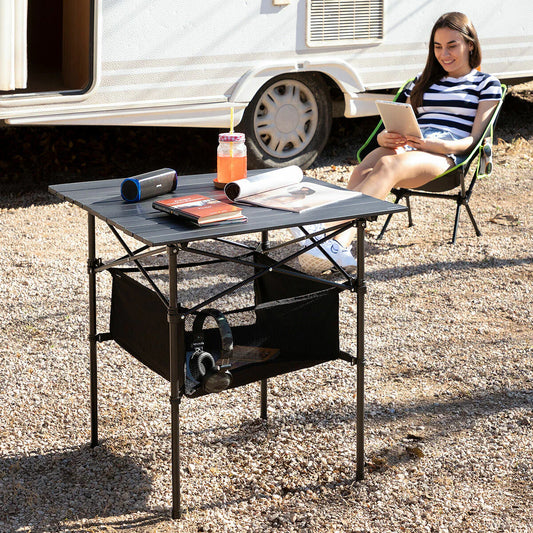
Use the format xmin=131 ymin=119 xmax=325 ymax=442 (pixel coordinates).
xmin=224 ymin=166 xmax=361 ymax=212
xmin=152 ymin=194 xmax=247 ymax=226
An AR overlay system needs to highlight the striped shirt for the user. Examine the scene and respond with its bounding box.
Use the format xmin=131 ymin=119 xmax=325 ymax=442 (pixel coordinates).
xmin=405 ymin=69 xmax=502 ymax=139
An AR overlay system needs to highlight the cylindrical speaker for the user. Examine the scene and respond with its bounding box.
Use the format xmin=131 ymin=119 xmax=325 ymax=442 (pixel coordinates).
xmin=120 ymin=168 xmax=177 ymax=202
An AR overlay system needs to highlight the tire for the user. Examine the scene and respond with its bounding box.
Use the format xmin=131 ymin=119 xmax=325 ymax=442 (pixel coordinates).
xmin=238 ymin=73 xmax=332 ymax=170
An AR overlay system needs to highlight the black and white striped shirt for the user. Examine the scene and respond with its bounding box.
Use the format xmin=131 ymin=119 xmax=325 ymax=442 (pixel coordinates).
xmin=405 ymin=69 xmax=502 ymax=139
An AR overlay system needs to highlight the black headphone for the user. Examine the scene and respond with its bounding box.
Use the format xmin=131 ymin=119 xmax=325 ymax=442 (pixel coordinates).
xmin=189 ymin=309 xmax=233 ymax=394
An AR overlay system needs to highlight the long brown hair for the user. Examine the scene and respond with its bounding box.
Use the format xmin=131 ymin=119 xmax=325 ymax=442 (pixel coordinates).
xmin=410 ymin=12 xmax=482 ymax=111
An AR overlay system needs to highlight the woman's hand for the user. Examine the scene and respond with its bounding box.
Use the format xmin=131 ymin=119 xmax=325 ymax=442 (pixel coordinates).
xmin=377 ymin=130 xmax=408 ymax=150
xmin=405 ymin=135 xmax=450 ymax=154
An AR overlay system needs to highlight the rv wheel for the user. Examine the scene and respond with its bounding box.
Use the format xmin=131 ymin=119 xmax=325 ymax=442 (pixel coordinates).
xmin=239 ymin=74 xmax=332 ymax=170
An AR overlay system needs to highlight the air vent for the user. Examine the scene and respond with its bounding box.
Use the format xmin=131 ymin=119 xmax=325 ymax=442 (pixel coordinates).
xmin=307 ymin=0 xmax=384 ymax=47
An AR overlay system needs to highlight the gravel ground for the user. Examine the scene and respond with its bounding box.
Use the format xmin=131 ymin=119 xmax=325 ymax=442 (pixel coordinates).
xmin=0 ymin=83 xmax=532 ymax=533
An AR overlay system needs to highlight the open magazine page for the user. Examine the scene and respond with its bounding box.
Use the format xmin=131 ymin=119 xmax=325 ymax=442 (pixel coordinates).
xmin=224 ymin=165 xmax=361 ymax=213
xmin=237 ymin=181 xmax=361 ymax=212
xmin=224 ymin=166 xmax=303 ymax=201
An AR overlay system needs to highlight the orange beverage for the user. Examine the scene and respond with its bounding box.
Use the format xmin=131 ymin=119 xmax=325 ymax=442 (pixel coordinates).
xmin=217 ymin=154 xmax=247 ymax=184
xmin=215 ymin=132 xmax=247 ymax=188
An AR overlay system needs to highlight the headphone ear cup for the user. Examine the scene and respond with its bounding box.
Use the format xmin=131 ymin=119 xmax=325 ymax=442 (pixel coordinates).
xmin=203 ymin=368 xmax=233 ymax=394
xmin=189 ymin=350 xmax=215 ymax=382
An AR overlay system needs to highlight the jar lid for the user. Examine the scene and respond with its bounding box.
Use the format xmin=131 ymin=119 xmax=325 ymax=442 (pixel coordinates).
xmin=219 ymin=132 xmax=245 ymax=142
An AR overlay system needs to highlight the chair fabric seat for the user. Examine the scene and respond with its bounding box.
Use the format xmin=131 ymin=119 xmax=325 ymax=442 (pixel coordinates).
xmin=415 ymin=171 xmax=461 ymax=193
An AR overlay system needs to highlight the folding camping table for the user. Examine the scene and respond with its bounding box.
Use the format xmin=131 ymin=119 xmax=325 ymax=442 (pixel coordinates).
xmin=49 ymin=170 xmax=406 ymax=518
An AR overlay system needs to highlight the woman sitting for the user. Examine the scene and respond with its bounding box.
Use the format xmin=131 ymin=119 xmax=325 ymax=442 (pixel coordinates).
xmin=296 ymin=11 xmax=502 ymax=275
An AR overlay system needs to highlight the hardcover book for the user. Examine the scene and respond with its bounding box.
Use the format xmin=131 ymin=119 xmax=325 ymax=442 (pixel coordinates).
xmin=152 ymin=194 xmax=246 ymax=226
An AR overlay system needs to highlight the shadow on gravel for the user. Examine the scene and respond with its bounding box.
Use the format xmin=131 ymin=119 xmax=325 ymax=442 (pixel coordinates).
xmin=146 ymin=386 xmax=531 ymax=515
xmin=497 ymin=83 xmax=533 ymax=141
xmin=0 ymin=444 xmax=155 ymax=532
xmin=0 ymin=125 xmax=219 ymax=199
xmin=205 ymin=387 xmax=531 ymax=446
xmin=368 ymin=255 xmax=533 ymax=281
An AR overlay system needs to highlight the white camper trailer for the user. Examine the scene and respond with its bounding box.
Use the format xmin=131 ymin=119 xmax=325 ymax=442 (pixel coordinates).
xmin=1 ymin=0 xmax=532 ymax=169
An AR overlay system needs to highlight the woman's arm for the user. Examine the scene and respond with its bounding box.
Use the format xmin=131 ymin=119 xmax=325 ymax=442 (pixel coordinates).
xmin=466 ymin=99 xmax=500 ymax=148
xmin=405 ymin=99 xmax=499 ymax=156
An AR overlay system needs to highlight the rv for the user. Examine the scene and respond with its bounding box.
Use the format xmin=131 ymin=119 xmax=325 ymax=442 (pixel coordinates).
xmin=1 ymin=0 xmax=532 ymax=169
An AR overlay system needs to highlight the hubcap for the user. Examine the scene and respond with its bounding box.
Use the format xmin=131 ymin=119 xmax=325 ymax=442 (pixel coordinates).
xmin=253 ymin=79 xmax=319 ymax=159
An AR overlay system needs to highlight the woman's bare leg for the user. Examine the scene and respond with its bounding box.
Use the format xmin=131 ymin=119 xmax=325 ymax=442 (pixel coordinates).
xmin=355 ymin=150 xmax=452 ymax=200
xmin=331 ymin=150 xmax=452 ymax=248
xmin=320 ymin=148 xmax=393 ymax=246
xmin=346 ymin=147 xmax=396 ymax=191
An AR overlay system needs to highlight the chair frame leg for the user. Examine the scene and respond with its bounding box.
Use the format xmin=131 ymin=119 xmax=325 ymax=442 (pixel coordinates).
xmin=377 ymin=172 xmax=484 ymax=245
xmin=377 ymin=190 xmax=405 ymax=240
xmin=405 ymin=195 xmax=413 ymax=227
xmin=465 ymin=203 xmax=481 ymax=236
xmin=452 ymin=201 xmax=462 ymax=244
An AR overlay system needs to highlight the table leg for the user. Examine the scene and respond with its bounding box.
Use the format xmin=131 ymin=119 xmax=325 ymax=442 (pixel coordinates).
xmin=259 ymin=232 xmax=269 ymax=421
xmin=168 ymin=245 xmax=182 ymax=519
xmin=356 ymin=220 xmax=366 ymax=481
xmin=88 ymin=213 xmax=98 ymax=447
xmin=260 ymin=379 xmax=268 ymax=420
xmin=261 ymin=230 xmax=269 ymax=251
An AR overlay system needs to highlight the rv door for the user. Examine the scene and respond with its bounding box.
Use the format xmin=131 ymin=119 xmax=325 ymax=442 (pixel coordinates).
xmin=0 ymin=0 xmax=94 ymax=96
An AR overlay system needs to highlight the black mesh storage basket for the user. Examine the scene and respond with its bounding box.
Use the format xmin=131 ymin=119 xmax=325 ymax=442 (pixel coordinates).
xmin=109 ymin=253 xmax=341 ymax=396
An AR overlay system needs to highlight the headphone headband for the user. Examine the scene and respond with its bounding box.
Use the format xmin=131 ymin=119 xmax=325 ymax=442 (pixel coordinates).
xmin=192 ymin=309 xmax=233 ymax=365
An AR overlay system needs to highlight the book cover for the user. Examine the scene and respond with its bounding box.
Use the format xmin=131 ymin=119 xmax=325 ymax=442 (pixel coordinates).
xmin=153 ymin=194 xmax=245 ymax=225
xmin=230 ymin=346 xmax=280 ymax=370
xmin=232 ymin=346 xmax=280 ymax=363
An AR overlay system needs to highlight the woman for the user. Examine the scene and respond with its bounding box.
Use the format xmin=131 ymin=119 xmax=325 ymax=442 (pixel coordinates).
xmin=296 ymin=11 xmax=502 ymax=275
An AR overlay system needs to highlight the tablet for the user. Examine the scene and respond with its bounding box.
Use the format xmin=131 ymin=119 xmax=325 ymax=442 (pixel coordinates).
xmin=375 ymin=100 xmax=422 ymax=138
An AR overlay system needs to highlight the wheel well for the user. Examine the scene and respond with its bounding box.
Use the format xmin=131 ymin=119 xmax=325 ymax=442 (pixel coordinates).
xmin=319 ymin=73 xmax=345 ymax=118
xmin=233 ymin=69 xmax=346 ymax=120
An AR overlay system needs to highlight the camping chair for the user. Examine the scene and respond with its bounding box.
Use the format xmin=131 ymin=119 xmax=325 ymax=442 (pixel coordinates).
xmin=357 ymin=80 xmax=507 ymax=244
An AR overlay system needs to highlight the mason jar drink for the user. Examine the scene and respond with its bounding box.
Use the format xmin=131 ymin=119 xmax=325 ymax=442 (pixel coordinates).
xmin=216 ymin=132 xmax=247 ymax=186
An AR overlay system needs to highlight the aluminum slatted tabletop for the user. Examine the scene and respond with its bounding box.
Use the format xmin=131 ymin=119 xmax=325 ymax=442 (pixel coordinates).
xmin=50 ymin=170 xmax=407 ymax=245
